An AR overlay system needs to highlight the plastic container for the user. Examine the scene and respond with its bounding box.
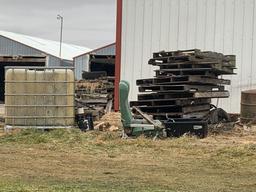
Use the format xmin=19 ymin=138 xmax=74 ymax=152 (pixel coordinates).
xmin=5 ymin=68 xmax=75 ymax=127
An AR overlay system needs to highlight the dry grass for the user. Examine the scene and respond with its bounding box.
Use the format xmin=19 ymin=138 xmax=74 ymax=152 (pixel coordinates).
xmin=95 ymin=112 xmax=122 ymax=128
xmin=0 ymin=127 xmax=256 ymax=191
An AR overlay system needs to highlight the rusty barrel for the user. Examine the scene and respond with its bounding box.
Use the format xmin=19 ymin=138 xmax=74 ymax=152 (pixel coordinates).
xmin=240 ymin=89 xmax=256 ymax=123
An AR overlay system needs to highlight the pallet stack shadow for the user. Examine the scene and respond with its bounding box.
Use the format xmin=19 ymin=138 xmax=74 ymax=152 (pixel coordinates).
xmin=130 ymin=49 xmax=236 ymax=121
xmin=75 ymin=71 xmax=114 ymax=120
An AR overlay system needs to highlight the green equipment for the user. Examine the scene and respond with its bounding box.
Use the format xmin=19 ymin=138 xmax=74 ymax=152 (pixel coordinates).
xmin=119 ymin=80 xmax=164 ymax=137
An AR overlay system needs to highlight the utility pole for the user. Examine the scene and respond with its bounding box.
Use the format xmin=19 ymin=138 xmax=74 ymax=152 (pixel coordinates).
xmin=57 ymin=14 xmax=63 ymax=59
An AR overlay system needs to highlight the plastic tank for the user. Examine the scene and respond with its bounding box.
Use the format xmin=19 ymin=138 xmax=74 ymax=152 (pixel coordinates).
xmin=240 ymin=89 xmax=256 ymax=123
xmin=5 ymin=68 xmax=75 ymax=127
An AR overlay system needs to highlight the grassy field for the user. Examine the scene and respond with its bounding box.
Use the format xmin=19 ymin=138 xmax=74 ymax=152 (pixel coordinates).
xmin=0 ymin=127 xmax=256 ymax=192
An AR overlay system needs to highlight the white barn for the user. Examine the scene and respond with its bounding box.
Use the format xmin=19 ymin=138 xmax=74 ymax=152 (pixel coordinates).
xmin=115 ymin=0 xmax=256 ymax=112
xmin=0 ymin=30 xmax=91 ymax=67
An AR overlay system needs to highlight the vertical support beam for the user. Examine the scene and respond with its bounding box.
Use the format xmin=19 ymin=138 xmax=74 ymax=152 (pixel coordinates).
xmin=114 ymin=0 xmax=123 ymax=111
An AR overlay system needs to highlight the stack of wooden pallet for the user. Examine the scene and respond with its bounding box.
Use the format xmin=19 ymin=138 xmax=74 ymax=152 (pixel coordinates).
xmin=130 ymin=49 xmax=236 ymax=121
xmin=75 ymin=72 xmax=114 ymax=120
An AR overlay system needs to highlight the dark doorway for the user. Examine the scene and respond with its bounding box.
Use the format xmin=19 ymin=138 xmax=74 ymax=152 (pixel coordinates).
xmin=90 ymin=55 xmax=115 ymax=76
xmin=0 ymin=56 xmax=46 ymax=101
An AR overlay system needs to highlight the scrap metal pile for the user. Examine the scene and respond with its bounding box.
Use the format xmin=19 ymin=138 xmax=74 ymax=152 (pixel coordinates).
xmin=75 ymin=71 xmax=114 ymax=120
xmin=130 ymin=49 xmax=236 ymax=122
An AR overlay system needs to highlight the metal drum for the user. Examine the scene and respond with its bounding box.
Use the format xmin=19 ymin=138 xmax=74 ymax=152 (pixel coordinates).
xmin=240 ymin=89 xmax=256 ymax=123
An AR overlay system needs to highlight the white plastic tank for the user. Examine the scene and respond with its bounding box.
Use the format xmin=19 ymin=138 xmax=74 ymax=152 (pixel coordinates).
xmin=5 ymin=68 xmax=75 ymax=127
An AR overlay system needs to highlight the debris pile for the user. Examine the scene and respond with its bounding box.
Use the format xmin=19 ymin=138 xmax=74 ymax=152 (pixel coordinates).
xmin=75 ymin=71 xmax=114 ymax=120
xmin=130 ymin=49 xmax=236 ymax=121
xmin=94 ymin=112 xmax=121 ymax=131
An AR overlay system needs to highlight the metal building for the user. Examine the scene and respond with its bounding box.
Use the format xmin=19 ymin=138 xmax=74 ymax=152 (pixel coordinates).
xmin=0 ymin=30 xmax=91 ymax=67
xmin=73 ymin=43 xmax=115 ymax=79
xmin=115 ymin=0 xmax=256 ymax=113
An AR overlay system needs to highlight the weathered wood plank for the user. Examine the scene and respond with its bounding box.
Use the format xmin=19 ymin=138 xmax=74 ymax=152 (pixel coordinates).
xmin=136 ymin=104 xmax=210 ymax=114
xmin=130 ymin=98 xmax=211 ymax=107
xmin=136 ymin=75 xmax=230 ymax=85
xmin=138 ymin=84 xmax=224 ymax=92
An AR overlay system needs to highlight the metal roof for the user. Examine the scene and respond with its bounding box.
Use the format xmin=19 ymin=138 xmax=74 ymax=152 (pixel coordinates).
xmin=0 ymin=30 xmax=91 ymax=61
xmin=74 ymin=43 xmax=115 ymax=58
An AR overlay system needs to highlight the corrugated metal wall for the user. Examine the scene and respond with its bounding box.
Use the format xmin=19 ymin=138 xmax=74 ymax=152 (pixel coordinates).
xmin=0 ymin=36 xmax=66 ymax=67
xmin=74 ymin=44 xmax=116 ymax=80
xmin=0 ymin=36 xmax=42 ymax=56
xmin=92 ymin=44 xmax=116 ymax=55
xmin=74 ymin=54 xmax=90 ymax=80
xmin=121 ymin=0 xmax=256 ymax=113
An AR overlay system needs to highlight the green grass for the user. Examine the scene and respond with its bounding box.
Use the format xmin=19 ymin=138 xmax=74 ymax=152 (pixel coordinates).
xmin=0 ymin=129 xmax=256 ymax=191
xmin=0 ymin=129 xmax=86 ymax=144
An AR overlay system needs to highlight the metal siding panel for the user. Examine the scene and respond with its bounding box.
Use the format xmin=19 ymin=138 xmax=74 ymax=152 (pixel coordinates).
xmin=0 ymin=36 xmax=42 ymax=56
xmin=228 ymin=0 xmax=237 ymax=112
xmin=94 ymin=44 xmax=116 ymax=55
xmin=151 ymin=0 xmax=162 ymax=52
xmin=142 ymin=0 xmax=154 ymax=78
xmin=121 ymin=0 xmax=128 ymax=81
xmin=160 ymin=0 xmax=171 ymax=50
xmin=213 ymin=0 xmax=225 ymax=108
xmin=84 ymin=55 xmax=90 ymax=71
xmin=48 ymin=56 xmax=61 ymax=67
xmin=226 ymin=0 xmax=237 ymax=111
xmin=242 ymin=0 xmax=254 ymax=90
xmin=223 ymin=0 xmax=235 ymax=53
xmin=121 ymin=0 xmax=136 ymax=84
xmin=204 ymin=0 xmax=216 ymax=50
xmin=130 ymin=0 xmax=145 ymax=98
xmin=150 ymin=0 xmax=162 ymax=78
xmin=169 ymin=0 xmax=179 ymax=49
xmin=250 ymin=0 xmax=256 ymax=89
xmin=74 ymin=55 xmax=89 ymax=80
xmin=214 ymin=0 xmax=225 ymax=52
xmin=75 ymin=57 xmax=82 ymax=80
xmin=221 ymin=0 xmax=235 ymax=112
xmin=74 ymin=57 xmax=81 ymax=80
xmin=196 ymin=0 xmax=207 ymax=49
xmin=186 ymin=0 xmax=198 ymax=48
xmin=61 ymin=60 xmax=73 ymax=67
xmin=230 ymin=0 xmax=244 ymax=112
xmin=178 ymin=0 xmax=189 ymax=49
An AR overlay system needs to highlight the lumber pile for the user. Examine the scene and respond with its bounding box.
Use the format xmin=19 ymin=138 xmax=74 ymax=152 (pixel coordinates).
xmin=75 ymin=72 xmax=114 ymax=120
xmin=130 ymin=49 xmax=236 ymax=121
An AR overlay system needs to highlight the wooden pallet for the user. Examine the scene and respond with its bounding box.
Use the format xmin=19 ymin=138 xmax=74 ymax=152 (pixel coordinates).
xmin=130 ymin=98 xmax=210 ymax=107
xmin=137 ymin=91 xmax=229 ymax=100
xmin=136 ymin=75 xmax=231 ymax=86
xmin=136 ymin=104 xmax=210 ymax=114
xmin=138 ymin=92 xmax=194 ymax=100
xmin=152 ymin=49 xmax=201 ymax=58
xmin=138 ymin=84 xmax=224 ymax=92
xmin=152 ymin=49 xmax=235 ymax=64
xmin=155 ymin=68 xmax=235 ymax=76
xmin=131 ymin=49 xmax=235 ymax=122
xmin=157 ymin=62 xmax=236 ymax=71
